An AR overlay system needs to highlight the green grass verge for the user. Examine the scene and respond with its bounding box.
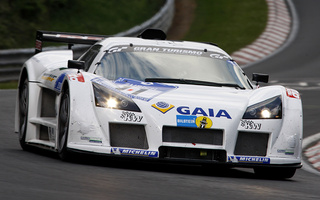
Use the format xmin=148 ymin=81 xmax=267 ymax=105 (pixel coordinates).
xmin=183 ymin=0 xmax=268 ymax=53
xmin=0 ymin=81 xmax=18 ymax=90
xmin=0 ymin=0 xmax=267 ymax=89
xmin=0 ymin=0 xmax=165 ymax=49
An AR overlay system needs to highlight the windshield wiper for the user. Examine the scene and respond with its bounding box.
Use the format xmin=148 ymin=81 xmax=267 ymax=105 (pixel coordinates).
xmin=145 ymin=78 xmax=245 ymax=89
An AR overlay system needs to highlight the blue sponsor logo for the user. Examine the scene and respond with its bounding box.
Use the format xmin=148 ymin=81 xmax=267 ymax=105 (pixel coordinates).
xmin=111 ymin=148 xmax=158 ymax=158
xmin=177 ymin=106 xmax=232 ymax=119
xmin=54 ymin=73 xmax=67 ymax=91
xmin=228 ymin=156 xmax=270 ymax=164
xmin=176 ymin=115 xmax=197 ymax=127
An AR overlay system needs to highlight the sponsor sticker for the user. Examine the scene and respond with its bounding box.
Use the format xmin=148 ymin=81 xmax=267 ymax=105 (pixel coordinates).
xmin=54 ymin=73 xmax=67 ymax=91
xmin=80 ymin=136 xmax=102 ymax=143
xmin=196 ymin=116 xmax=213 ymax=128
xmin=176 ymin=115 xmax=197 ymax=127
xmin=114 ymin=78 xmax=178 ymax=102
xmin=152 ymin=101 xmax=175 ymax=114
xmin=286 ymin=88 xmax=300 ymax=99
xmin=120 ymin=111 xmax=143 ymax=122
xmin=68 ymin=73 xmax=85 ymax=82
xmin=177 ymin=106 xmax=232 ymax=119
xmin=228 ymin=156 xmax=270 ymax=164
xmin=42 ymin=73 xmax=57 ymax=82
xmin=240 ymin=120 xmax=261 ymax=130
xmin=111 ymin=148 xmax=158 ymax=157
xmin=176 ymin=115 xmax=212 ymax=128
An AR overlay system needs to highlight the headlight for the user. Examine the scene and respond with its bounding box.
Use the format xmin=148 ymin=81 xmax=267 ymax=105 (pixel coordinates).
xmin=92 ymin=82 xmax=141 ymax=112
xmin=243 ymin=95 xmax=282 ymax=119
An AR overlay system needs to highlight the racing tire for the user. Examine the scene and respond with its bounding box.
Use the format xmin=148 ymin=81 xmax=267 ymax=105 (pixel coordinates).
xmin=18 ymin=78 xmax=30 ymax=150
xmin=254 ymin=167 xmax=296 ymax=179
xmin=58 ymin=86 xmax=71 ymax=161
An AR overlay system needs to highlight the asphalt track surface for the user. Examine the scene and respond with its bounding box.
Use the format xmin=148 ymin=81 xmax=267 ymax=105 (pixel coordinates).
xmin=1 ymin=0 xmax=320 ymax=199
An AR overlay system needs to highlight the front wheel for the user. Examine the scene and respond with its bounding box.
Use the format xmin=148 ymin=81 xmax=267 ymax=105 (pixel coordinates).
xmin=254 ymin=167 xmax=296 ymax=179
xmin=19 ymin=78 xmax=29 ymax=150
xmin=57 ymin=87 xmax=70 ymax=160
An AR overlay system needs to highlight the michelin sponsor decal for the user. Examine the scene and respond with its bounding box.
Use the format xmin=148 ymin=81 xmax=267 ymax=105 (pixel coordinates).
xmin=111 ymin=148 xmax=158 ymax=157
xmin=228 ymin=156 xmax=270 ymax=164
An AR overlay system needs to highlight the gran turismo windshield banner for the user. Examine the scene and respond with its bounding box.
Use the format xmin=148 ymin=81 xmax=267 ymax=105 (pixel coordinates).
xmin=107 ymin=45 xmax=231 ymax=61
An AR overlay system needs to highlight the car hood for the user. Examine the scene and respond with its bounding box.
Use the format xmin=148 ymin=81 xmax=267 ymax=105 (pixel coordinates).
xmin=140 ymin=83 xmax=252 ymax=124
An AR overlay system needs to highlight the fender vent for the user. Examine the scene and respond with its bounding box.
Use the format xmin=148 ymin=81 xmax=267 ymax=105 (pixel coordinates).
xmin=234 ymin=131 xmax=269 ymax=156
xmin=109 ymin=123 xmax=148 ymax=149
xmin=163 ymin=126 xmax=223 ymax=145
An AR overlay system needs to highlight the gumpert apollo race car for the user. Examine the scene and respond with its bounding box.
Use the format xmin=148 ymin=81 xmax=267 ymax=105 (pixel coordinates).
xmin=15 ymin=29 xmax=303 ymax=179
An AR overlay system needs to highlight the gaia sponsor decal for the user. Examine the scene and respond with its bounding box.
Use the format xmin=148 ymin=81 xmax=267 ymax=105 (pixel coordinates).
xmin=228 ymin=156 xmax=270 ymax=164
xmin=240 ymin=120 xmax=261 ymax=130
xmin=111 ymin=148 xmax=158 ymax=157
xmin=176 ymin=115 xmax=212 ymax=128
xmin=120 ymin=111 xmax=143 ymax=122
xmin=177 ymin=106 xmax=232 ymax=119
xmin=152 ymin=101 xmax=174 ymax=114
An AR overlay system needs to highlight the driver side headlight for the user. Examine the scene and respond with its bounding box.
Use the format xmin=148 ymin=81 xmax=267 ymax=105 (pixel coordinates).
xmin=243 ymin=95 xmax=282 ymax=119
xmin=92 ymin=82 xmax=141 ymax=112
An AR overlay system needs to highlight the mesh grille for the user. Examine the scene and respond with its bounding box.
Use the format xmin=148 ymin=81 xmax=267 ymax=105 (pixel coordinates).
xmin=234 ymin=131 xmax=269 ymax=156
xmin=159 ymin=146 xmax=227 ymax=162
xmin=109 ymin=123 xmax=148 ymax=149
xmin=163 ymin=126 xmax=223 ymax=145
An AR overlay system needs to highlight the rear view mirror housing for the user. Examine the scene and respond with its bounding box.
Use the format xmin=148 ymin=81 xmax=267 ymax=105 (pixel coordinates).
xmin=68 ymin=60 xmax=85 ymax=70
xmin=252 ymin=73 xmax=269 ymax=83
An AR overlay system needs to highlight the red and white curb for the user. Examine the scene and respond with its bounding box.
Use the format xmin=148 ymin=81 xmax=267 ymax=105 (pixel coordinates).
xmin=231 ymin=0 xmax=291 ymax=66
xmin=303 ymin=133 xmax=320 ymax=174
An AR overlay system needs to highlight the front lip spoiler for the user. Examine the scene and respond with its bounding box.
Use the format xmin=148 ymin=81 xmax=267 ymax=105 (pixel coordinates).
xmin=67 ymin=148 xmax=302 ymax=169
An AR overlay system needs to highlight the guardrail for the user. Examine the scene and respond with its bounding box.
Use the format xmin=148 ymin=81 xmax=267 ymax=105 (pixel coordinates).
xmin=0 ymin=0 xmax=174 ymax=82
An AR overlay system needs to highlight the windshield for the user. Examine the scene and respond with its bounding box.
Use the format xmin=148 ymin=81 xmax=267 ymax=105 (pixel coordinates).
xmin=95 ymin=46 xmax=252 ymax=89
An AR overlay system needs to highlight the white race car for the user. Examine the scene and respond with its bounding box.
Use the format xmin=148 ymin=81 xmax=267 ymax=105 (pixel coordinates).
xmin=15 ymin=29 xmax=303 ymax=179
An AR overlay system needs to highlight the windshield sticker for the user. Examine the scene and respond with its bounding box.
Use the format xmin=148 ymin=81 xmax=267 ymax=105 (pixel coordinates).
xmin=108 ymin=45 xmax=231 ymax=60
xmin=134 ymin=46 xmax=203 ymax=56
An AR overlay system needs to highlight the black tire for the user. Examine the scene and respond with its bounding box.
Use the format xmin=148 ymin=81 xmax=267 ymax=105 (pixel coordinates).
xmin=254 ymin=167 xmax=296 ymax=179
xmin=57 ymin=87 xmax=70 ymax=160
xmin=19 ymin=78 xmax=29 ymax=150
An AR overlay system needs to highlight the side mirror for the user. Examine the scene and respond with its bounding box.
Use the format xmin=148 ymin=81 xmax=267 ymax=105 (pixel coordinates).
xmin=68 ymin=60 xmax=85 ymax=70
xmin=252 ymin=73 xmax=269 ymax=83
